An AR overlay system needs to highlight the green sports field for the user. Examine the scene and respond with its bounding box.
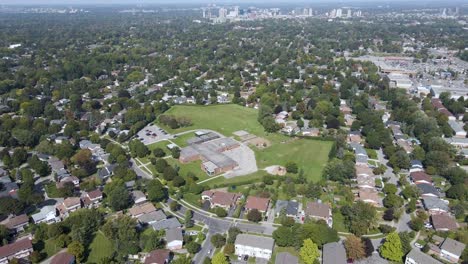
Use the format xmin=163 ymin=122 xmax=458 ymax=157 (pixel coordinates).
xmin=157 ymin=104 xmax=333 ymax=182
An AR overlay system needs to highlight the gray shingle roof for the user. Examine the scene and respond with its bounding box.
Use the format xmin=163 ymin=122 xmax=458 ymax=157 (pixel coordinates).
xmin=275 ymin=252 xmax=298 ymax=264
xmin=422 ymin=197 xmax=449 ymax=212
xmin=235 ymin=234 xmax=274 ymax=251
xmin=165 ymin=228 xmax=183 ymax=243
xmin=417 ymin=183 xmax=439 ymax=197
xmin=322 ymin=242 xmax=346 ymax=264
xmin=150 ymin=217 xmax=181 ymax=231
xmin=406 ymin=249 xmax=442 ymax=264
xmin=440 ymin=238 xmax=466 ymax=257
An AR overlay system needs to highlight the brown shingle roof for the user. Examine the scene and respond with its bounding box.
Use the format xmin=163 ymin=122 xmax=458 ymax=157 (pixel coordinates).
xmin=87 ymin=189 xmax=103 ymax=200
xmin=145 ymin=249 xmax=170 ymax=264
xmin=50 ymin=252 xmax=75 ymax=264
xmin=410 ymin=171 xmax=432 ymax=184
xmin=431 ymin=214 xmax=458 ymax=231
xmin=204 ymin=190 xmax=240 ymax=207
xmin=129 ymin=202 xmax=156 ymax=217
xmin=0 ymin=238 xmax=33 ymax=259
xmin=63 ymin=197 xmax=81 ymax=209
xmin=245 ymin=196 xmax=270 ymax=212
xmin=305 ymin=202 xmax=330 ymax=219
xmin=3 ymin=214 xmax=29 ymax=229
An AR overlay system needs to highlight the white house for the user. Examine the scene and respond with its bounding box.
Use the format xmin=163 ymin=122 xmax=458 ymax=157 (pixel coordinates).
xmin=235 ymin=234 xmax=275 ymax=260
xmin=31 ymin=205 xmax=58 ymax=224
xmin=440 ymin=238 xmax=465 ymax=263
xmin=165 ymin=228 xmax=183 ymax=250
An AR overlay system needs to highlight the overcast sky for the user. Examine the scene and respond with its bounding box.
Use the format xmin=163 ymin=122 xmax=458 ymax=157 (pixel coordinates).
xmin=0 ymin=0 xmax=454 ymax=5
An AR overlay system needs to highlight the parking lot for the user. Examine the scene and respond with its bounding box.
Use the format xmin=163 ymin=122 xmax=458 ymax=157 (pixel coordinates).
xmin=135 ymin=124 xmax=173 ymax=145
xmin=223 ymin=143 xmax=258 ymax=178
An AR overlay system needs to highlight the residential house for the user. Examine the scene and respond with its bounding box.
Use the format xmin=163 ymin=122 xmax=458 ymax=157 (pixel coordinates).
xmin=431 ymin=214 xmax=458 ymax=231
xmin=305 ymin=202 xmax=332 ymax=227
xmin=439 ymin=238 xmax=465 ymax=263
xmin=275 ymin=252 xmax=298 ymax=264
xmin=417 ymin=183 xmax=440 ymax=198
xmin=244 ymin=196 xmax=270 ymax=214
xmin=275 ymin=200 xmax=299 ymax=218
xmin=357 ymin=189 xmax=381 ymax=207
xmin=201 ymin=190 xmax=241 ymax=210
xmin=132 ymin=190 xmax=148 ymax=204
xmin=397 ymin=139 xmax=414 ymax=154
xmin=31 ymin=205 xmax=58 ymax=224
xmin=356 ymin=174 xmax=375 ymax=189
xmin=322 ymin=242 xmax=347 ymax=264
xmin=423 ymin=197 xmax=449 ymax=215
xmin=444 ymin=137 xmax=468 ymax=148
xmin=410 ymin=160 xmax=424 ymax=173
xmin=144 ymin=249 xmax=170 ymax=264
xmin=0 ymin=238 xmax=33 ymax=264
xmin=97 ymin=164 xmax=117 ymax=181
xmin=448 ymin=120 xmax=467 ymax=138
xmin=50 ymin=252 xmax=75 ymax=264
xmin=56 ymin=175 xmax=79 ymax=188
xmin=405 ymin=248 xmax=442 ymax=264
xmin=348 ymin=131 xmax=362 ymax=143
xmin=350 ymin=143 xmax=368 ymax=165
xmin=302 ymin=127 xmax=320 ymax=137
xmin=1 ymin=214 xmax=29 ymax=233
xmin=0 ymin=176 xmax=18 ymax=199
xmin=355 ymin=165 xmax=374 ymax=177
xmin=235 ymin=234 xmax=275 ymax=260
xmin=165 ymin=228 xmax=183 ymax=250
xmin=81 ymin=189 xmax=103 ymax=208
xmin=138 ymin=210 xmax=167 ymax=225
xmin=129 ymin=202 xmax=157 ymax=218
xmin=410 ymin=172 xmax=433 ymax=185
xmin=151 ymin=218 xmax=182 ymax=231
xmin=57 ymin=197 xmax=82 ymax=218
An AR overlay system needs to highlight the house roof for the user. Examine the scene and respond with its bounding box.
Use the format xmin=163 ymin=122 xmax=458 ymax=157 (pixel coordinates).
xmin=410 ymin=171 xmax=432 ymax=183
xmin=357 ymin=174 xmax=375 ymax=188
xmin=86 ymin=189 xmax=103 ymax=200
xmin=305 ymin=202 xmax=330 ymax=219
xmin=245 ymin=196 xmax=270 ymax=212
xmin=431 ymin=214 xmax=458 ymax=231
xmin=406 ymin=248 xmax=441 ymax=264
xmin=151 ymin=218 xmax=181 ymax=231
xmin=145 ymin=249 xmax=170 ymax=264
xmin=417 ymin=183 xmax=439 ymax=197
xmin=235 ymin=234 xmax=274 ymax=251
xmin=132 ymin=190 xmax=147 ymax=202
xmin=410 ymin=160 xmax=423 ymax=167
xmin=322 ymin=242 xmax=347 ymax=264
xmin=129 ymin=202 xmax=156 ymax=217
xmin=50 ymin=252 xmax=75 ymax=264
xmin=358 ymin=189 xmax=380 ymax=205
xmin=138 ymin=210 xmax=167 ymax=224
xmin=32 ymin=205 xmax=56 ymax=222
xmin=275 ymin=252 xmax=298 ymax=264
xmin=63 ymin=197 xmax=81 ymax=209
xmin=3 ymin=214 xmax=29 ymax=229
xmin=422 ymin=197 xmax=449 ymax=212
xmin=275 ymin=200 xmax=299 ymax=216
xmin=440 ymin=238 xmax=465 ymax=257
xmin=355 ymin=165 xmax=373 ymax=176
xmin=202 ymin=190 xmax=241 ymax=207
xmin=0 ymin=238 xmax=33 ymax=259
xmin=165 ymin=228 xmax=183 ymax=243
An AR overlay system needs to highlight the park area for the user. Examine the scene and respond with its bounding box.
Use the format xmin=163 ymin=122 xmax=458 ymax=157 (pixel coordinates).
xmin=156 ymin=104 xmax=333 ymax=183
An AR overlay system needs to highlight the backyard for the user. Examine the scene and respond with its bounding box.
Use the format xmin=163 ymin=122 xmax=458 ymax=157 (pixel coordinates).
xmin=86 ymin=231 xmax=114 ymax=263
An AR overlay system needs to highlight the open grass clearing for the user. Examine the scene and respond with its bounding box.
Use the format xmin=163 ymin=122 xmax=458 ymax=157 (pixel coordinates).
xmin=86 ymin=231 xmax=114 ymax=263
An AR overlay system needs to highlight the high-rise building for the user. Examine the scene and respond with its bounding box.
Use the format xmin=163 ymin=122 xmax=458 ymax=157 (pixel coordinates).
xmin=336 ymin=8 xmax=342 ymax=18
xmin=234 ymin=6 xmax=239 ymax=17
xmin=202 ymin=8 xmax=206 ymax=18
xmin=347 ymin=9 xmax=352 ymax=18
xmin=330 ymin=9 xmax=337 ymax=18
xmin=308 ymin=8 xmax=313 ymax=17
xmin=455 ymin=7 xmax=459 ymax=15
xmin=219 ymin=7 xmax=227 ymax=19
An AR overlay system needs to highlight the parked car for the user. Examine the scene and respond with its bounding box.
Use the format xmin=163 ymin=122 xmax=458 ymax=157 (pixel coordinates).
xmin=414 ymin=242 xmax=423 ymax=249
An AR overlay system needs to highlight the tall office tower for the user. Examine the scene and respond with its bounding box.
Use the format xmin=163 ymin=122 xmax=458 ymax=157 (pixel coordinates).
xmin=219 ymin=7 xmax=227 ymax=18
xmin=336 ymin=8 xmax=342 ymax=18
xmin=356 ymin=10 xmax=362 ymax=17
xmin=202 ymin=8 xmax=206 ymax=18
xmin=347 ymin=9 xmax=351 ymax=18
xmin=308 ymin=8 xmax=313 ymax=16
xmin=234 ymin=6 xmax=239 ymax=17
xmin=442 ymin=8 xmax=447 ymax=17
xmin=455 ymin=7 xmax=459 ymax=15
xmin=330 ymin=9 xmax=337 ymax=18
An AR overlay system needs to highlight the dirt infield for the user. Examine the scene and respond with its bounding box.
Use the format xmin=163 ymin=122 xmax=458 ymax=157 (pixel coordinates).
xmin=245 ymin=137 xmax=271 ymax=149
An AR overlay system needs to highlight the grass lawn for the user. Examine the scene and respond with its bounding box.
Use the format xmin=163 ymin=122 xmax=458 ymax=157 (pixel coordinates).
xmin=42 ymin=239 xmax=62 ymax=258
xmin=157 ymin=104 xmax=268 ymax=138
xmin=366 ymin=148 xmax=378 ymax=159
xmin=172 ymin=132 xmax=196 ymax=148
xmin=87 ymin=231 xmax=114 ymax=263
xmin=159 ymin=105 xmax=333 ymax=183
xmin=183 ymin=193 xmax=202 ymax=208
xmin=255 ymin=139 xmax=333 ymax=182
xmin=202 ymin=171 xmax=265 ymax=188
xmin=165 ymin=158 xmax=210 ymax=182
xmin=147 ymin=140 xmax=173 ymax=153
xmin=332 ymin=210 xmax=349 ymax=233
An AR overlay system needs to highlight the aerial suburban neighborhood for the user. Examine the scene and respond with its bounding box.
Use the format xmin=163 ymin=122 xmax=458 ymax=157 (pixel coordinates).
xmin=0 ymin=1 xmax=467 ymax=264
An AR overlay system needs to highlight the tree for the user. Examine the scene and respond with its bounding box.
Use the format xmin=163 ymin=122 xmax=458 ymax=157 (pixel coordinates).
xmin=300 ymin=239 xmax=320 ymax=264
xmin=363 ymin=238 xmax=374 ymax=257
xmin=129 ymin=140 xmax=149 ymax=158
xmin=155 ymin=159 xmax=168 ymax=173
xmin=409 ymin=217 xmax=424 ymax=231
xmin=379 ymin=232 xmax=403 ymax=262
xmin=68 ymin=241 xmax=84 ymax=263
xmin=344 ymin=235 xmax=366 ymax=261
xmin=383 ymin=208 xmax=395 ymax=221
xmin=341 ymin=201 xmax=377 ymax=236
xmin=223 ymin=243 xmax=235 ymax=255
xmin=171 ymin=147 xmax=181 ymax=159
xmin=153 ymin=148 xmax=165 ymax=158
xmin=383 ymin=194 xmax=404 ymax=209
xmin=247 ymin=209 xmax=262 ymax=222
xmin=186 ymin=242 xmax=201 ymax=254
xmin=211 ymin=234 xmax=226 ymax=248
xmin=211 ymin=252 xmax=228 ymax=264
xmin=172 ymin=255 xmax=192 ymax=264
xmin=147 ymin=179 xmax=167 ymax=202
xmin=170 ymin=201 xmax=180 ymax=211
xmin=163 ymin=166 xmax=177 ymax=181
xmin=285 ymin=161 xmax=298 ymax=174
xmin=214 ymin=207 xmax=227 ymax=217
xmin=104 ymin=181 xmax=130 ymax=211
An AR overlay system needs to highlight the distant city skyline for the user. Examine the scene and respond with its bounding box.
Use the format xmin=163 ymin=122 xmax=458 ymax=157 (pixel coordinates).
xmin=0 ymin=0 xmax=464 ymax=5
